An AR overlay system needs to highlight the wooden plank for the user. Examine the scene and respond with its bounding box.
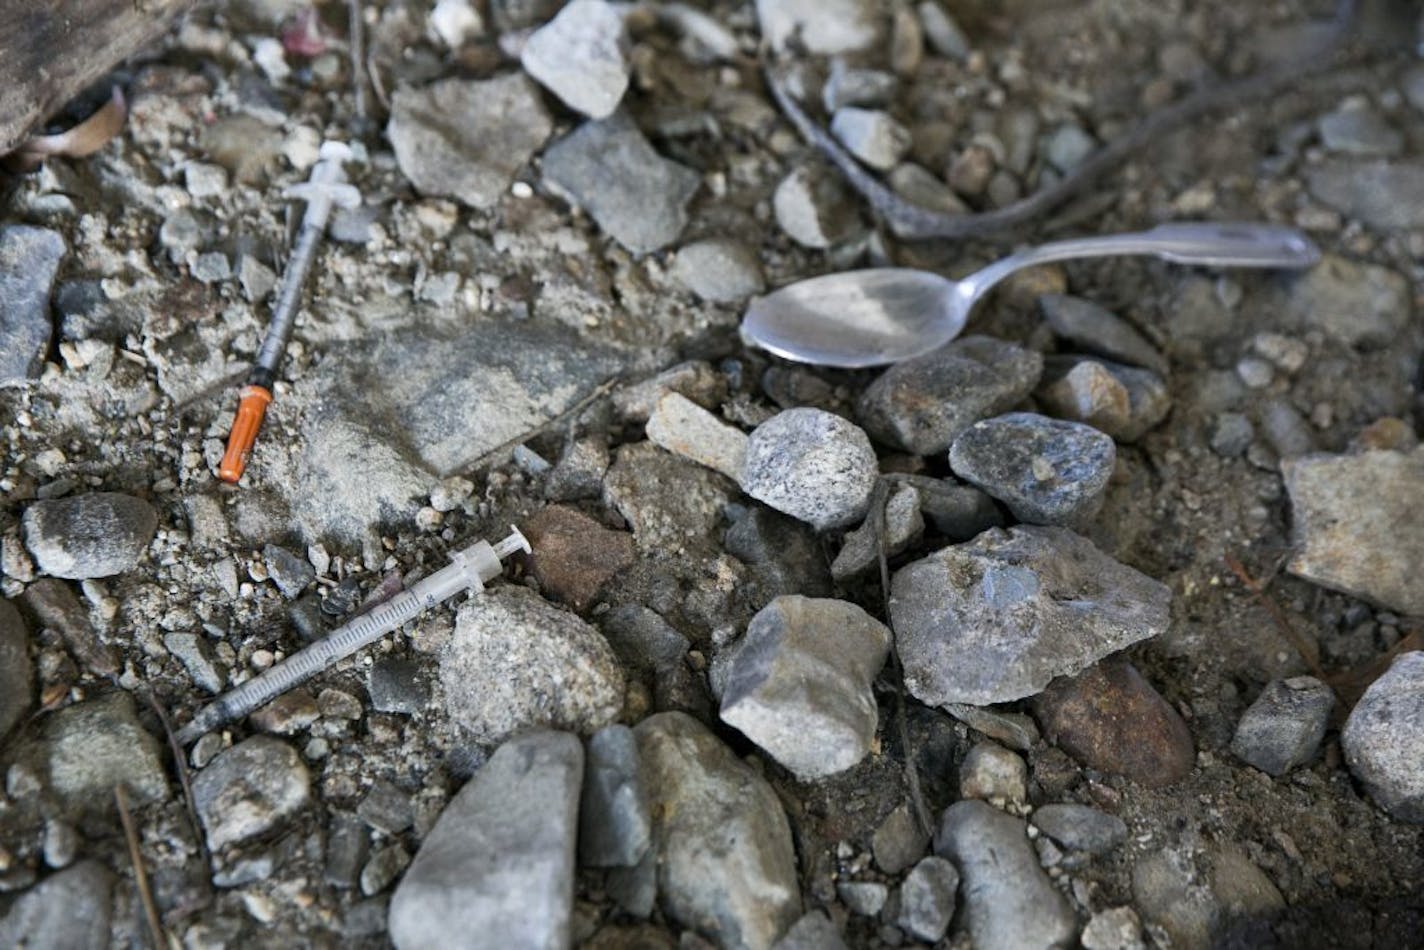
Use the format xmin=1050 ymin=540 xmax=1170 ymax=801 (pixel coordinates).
xmin=0 ymin=0 xmax=192 ymax=156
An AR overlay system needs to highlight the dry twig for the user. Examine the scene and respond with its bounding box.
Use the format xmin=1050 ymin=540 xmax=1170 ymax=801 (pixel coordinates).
xmin=115 ymin=784 xmax=167 ymax=950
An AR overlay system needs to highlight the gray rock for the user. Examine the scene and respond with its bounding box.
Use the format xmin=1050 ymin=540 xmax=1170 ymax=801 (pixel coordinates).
xmin=917 ymin=1 xmax=970 ymax=59
xmin=42 ymin=692 xmax=168 ymax=813
xmin=1282 ymin=446 xmax=1424 ymax=616
xmin=823 ymin=63 xmax=897 ymax=112
xmin=438 ymin=586 xmax=623 ymax=743
xmin=1307 ymin=161 xmax=1424 ymax=230
xmin=935 ymin=800 xmax=1076 ymax=949
xmin=772 ymin=165 xmax=858 ymax=249
xmin=1210 ymin=412 xmax=1255 ymax=458
xmin=520 ymin=0 xmax=629 ymax=118
xmin=1080 ymin=906 xmax=1145 ymax=950
xmin=367 ymin=657 xmax=429 ymax=715
xmin=1231 ymin=676 xmax=1334 ymax=776
xmin=636 ymin=711 xmax=801 ymax=947
xmin=542 ymin=112 xmax=701 ymax=254
xmin=0 ymin=860 xmax=113 ymax=949
xmin=830 ymin=108 xmax=912 ymax=171
xmin=389 ymin=731 xmax=583 ymax=949
xmin=720 ymin=595 xmax=892 ymax=780
xmin=326 ymin=812 xmax=370 ymax=889
xmin=857 ymin=336 xmax=1043 ymax=455
xmin=903 ymin=476 xmax=1003 ymax=541
xmin=263 ymin=544 xmax=314 ymax=599
xmin=757 ymin=0 xmax=878 ymax=54
xmin=358 ymin=778 xmax=414 ymax=835
xmin=838 ymin=880 xmax=888 ymax=916
xmin=0 ymin=599 xmax=33 ymax=737
xmin=191 ymin=251 xmax=231 ymax=283
xmin=21 ymin=578 xmax=118 ymax=675
xmin=1039 ymin=295 xmax=1168 ymax=376
xmin=546 ymin=435 xmax=610 ymax=502
xmin=193 ymin=736 xmax=311 ymax=851
xmin=607 ymin=847 xmax=658 ymax=918
xmin=1130 ymin=848 xmax=1217 ymax=950
xmin=42 ymin=818 xmax=79 ymax=869
xmin=891 ymin=525 xmax=1171 ymax=705
xmin=388 ymin=73 xmax=553 ymax=209
xmin=599 ymin=605 xmax=710 ymax=720
xmin=1342 ymin=652 xmax=1424 ymax=822
xmin=1318 ymin=102 xmax=1403 ymax=156
xmin=725 ymin=505 xmax=835 ymax=603
xmin=604 ymin=441 xmax=737 ymax=551
xmin=0 ymin=226 xmax=66 ymax=385
xmin=949 ymin=413 xmax=1116 ymax=527
xmin=741 ymin=409 xmax=880 ymax=531
xmin=1045 ymin=123 xmax=1097 ymax=173
xmin=959 ymin=742 xmax=1027 ymax=804
xmin=361 ymin=844 xmax=412 ymax=897
xmin=580 ymin=725 xmax=651 ymax=867
xmin=774 ymin=910 xmax=848 ymax=950
xmin=888 ymin=163 xmax=969 ymax=218
xmin=646 ymin=392 xmax=748 ymax=482
xmin=873 ymin=803 xmax=930 ymax=875
xmin=943 ymin=703 xmax=1040 ymax=751
xmin=831 ymin=482 xmax=925 ymax=582
xmin=165 ymin=631 xmax=226 ymax=693
xmin=1030 ymin=804 xmax=1128 ymax=855
xmin=897 ymin=856 xmax=959 ymax=943
xmin=1258 ymin=398 xmax=1315 ymax=459
xmin=672 ymin=239 xmax=765 ymax=303
xmin=1041 ymin=356 xmax=1170 ymax=444
xmin=22 ymin=492 xmax=158 ymax=580
xmin=1283 ymin=253 xmax=1409 ymax=349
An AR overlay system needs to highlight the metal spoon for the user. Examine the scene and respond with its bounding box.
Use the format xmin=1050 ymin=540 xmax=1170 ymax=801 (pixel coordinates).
xmin=741 ymin=222 xmax=1320 ymax=368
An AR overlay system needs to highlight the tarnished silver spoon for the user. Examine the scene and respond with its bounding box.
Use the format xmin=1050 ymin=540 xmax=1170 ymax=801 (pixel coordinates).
xmin=741 ymin=222 xmax=1319 ymax=368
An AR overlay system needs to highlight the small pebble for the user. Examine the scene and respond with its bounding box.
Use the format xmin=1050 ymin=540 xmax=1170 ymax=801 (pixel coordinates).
xmin=740 ymin=409 xmax=879 ymax=532
xmin=1231 ymin=676 xmax=1335 ymax=776
xmin=959 ymin=742 xmax=1027 ymax=804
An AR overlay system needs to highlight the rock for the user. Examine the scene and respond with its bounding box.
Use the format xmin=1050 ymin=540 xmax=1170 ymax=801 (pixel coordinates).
xmin=837 ymin=881 xmax=887 ymax=915
xmin=580 ymin=725 xmax=652 ymax=867
xmin=949 ymin=413 xmax=1116 ymax=527
xmin=1080 ymin=906 xmax=1145 ymax=950
xmin=1282 ymin=446 xmax=1424 ymax=616
xmin=888 ymin=163 xmax=969 ymax=218
xmin=904 ymin=476 xmax=1003 ymax=541
xmin=831 ymin=482 xmax=924 ymax=582
xmin=389 ymin=731 xmax=583 ymax=949
xmin=1317 ymin=102 xmax=1403 ymax=156
xmin=1037 ymin=361 xmax=1132 ymax=439
xmin=1130 ymin=849 xmax=1216 ymax=950
xmin=1210 ymin=843 xmax=1284 ymax=924
xmin=756 ymin=0 xmax=878 ymax=54
xmin=872 ymin=803 xmax=930 ymax=875
xmin=603 ymin=441 xmax=737 ymax=551
xmin=672 ymin=239 xmax=765 ymax=303
xmin=647 ymin=392 xmax=748 ymax=482
xmin=1210 ymin=412 xmax=1255 ymax=458
xmin=892 ymin=526 xmax=1171 ymax=706
xmin=774 ymin=910 xmax=848 ymax=950
xmin=41 ymin=692 xmax=168 ymax=812
xmin=524 ymin=505 xmax=636 ymax=611
xmin=298 ymin=320 xmax=629 ymax=544
xmin=822 ymin=62 xmax=897 ymax=112
xmin=1030 ymin=804 xmax=1128 ymax=855
xmin=725 ymin=505 xmax=834 ymax=604
xmin=358 ymin=779 xmax=414 ymax=835
xmin=367 ymin=658 xmax=429 ymax=715
xmin=1283 ymin=254 xmax=1410 ymax=349
xmin=22 ymin=492 xmax=158 ymax=580
xmin=897 ymin=856 xmax=959 ymax=943
xmin=165 ymin=631 xmax=226 ymax=693
xmin=438 ymin=586 xmax=623 ymax=743
xmin=599 ymin=605 xmax=710 ymax=720
xmin=943 ymin=703 xmax=1040 ymax=751
xmin=1031 ymin=657 xmax=1195 ymax=787
xmin=858 ymin=336 xmax=1044 ymax=455
xmin=542 ymin=112 xmax=701 ymax=254
xmin=0 ymin=599 xmax=33 ymax=737
xmin=1230 ymin=676 xmax=1334 ymax=776
xmin=740 ymin=408 xmax=880 ymax=531
xmin=546 ymin=435 xmax=611 ymax=502
xmin=959 ymin=742 xmax=1027 ymax=804
xmin=1041 ymin=357 xmax=1170 ymax=444
xmin=613 ymin=360 xmax=726 ymax=425
xmin=0 ymin=860 xmax=113 ymax=949
xmin=193 ymin=736 xmax=310 ymax=851
xmin=1342 ymin=651 xmax=1424 ymax=822
xmin=520 ymin=0 xmax=629 ymax=119
xmin=387 ymin=73 xmax=552 ymax=209
xmin=0 ymin=225 xmax=66 ymax=385
xmin=830 ymin=108 xmax=912 ymax=171
xmin=1038 ymin=295 xmax=1168 ymax=376
xmin=772 ymin=165 xmax=858 ymax=249
xmin=21 ymin=577 xmax=118 ymax=675
xmin=326 ymin=812 xmax=369 ymax=889
xmin=935 ymin=800 xmax=1076 ymax=949
xmin=719 ymin=595 xmax=892 ymax=780
xmin=250 ymin=689 xmax=320 ymax=734
xmin=635 ymin=711 xmax=801 ymax=946
xmin=263 ymin=544 xmax=314 ymax=599
xmin=917 ymin=1 xmax=969 ymax=59
xmin=1045 ymin=123 xmax=1097 ymax=174
xmin=361 ymin=844 xmax=411 ymax=897
xmin=1306 ymin=161 xmax=1424 ymax=230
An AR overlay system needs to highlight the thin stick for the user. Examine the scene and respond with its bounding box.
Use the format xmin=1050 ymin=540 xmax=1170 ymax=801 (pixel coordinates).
xmin=141 ymin=691 xmax=213 ymax=878
xmin=115 ymin=784 xmax=166 ymax=950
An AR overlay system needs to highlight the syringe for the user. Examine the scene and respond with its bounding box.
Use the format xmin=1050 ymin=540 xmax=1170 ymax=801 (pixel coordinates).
xmin=175 ymin=527 xmax=530 ymax=745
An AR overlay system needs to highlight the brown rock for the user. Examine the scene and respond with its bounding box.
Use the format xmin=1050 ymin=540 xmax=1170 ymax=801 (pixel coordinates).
xmin=1031 ymin=657 xmax=1194 ymax=787
xmin=524 ymin=506 xmax=636 ymax=612
xmin=249 ymin=688 xmax=320 ymax=735
xmin=19 ymin=578 xmax=118 ymax=676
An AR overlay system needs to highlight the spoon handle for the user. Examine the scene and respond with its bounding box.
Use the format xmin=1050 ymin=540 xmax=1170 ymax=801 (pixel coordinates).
xmin=959 ymin=222 xmax=1320 ymax=302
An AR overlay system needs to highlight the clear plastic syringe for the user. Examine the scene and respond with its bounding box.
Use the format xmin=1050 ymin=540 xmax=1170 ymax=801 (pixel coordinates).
xmin=175 ymin=527 xmax=530 ymax=745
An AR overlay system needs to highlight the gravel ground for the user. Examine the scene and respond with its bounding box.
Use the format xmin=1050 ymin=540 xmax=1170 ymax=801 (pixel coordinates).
xmin=1 ymin=1 xmax=1423 ymax=948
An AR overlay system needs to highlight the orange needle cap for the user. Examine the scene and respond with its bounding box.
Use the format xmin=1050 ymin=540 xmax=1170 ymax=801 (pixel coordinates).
xmin=218 ymin=385 xmax=273 ymax=484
